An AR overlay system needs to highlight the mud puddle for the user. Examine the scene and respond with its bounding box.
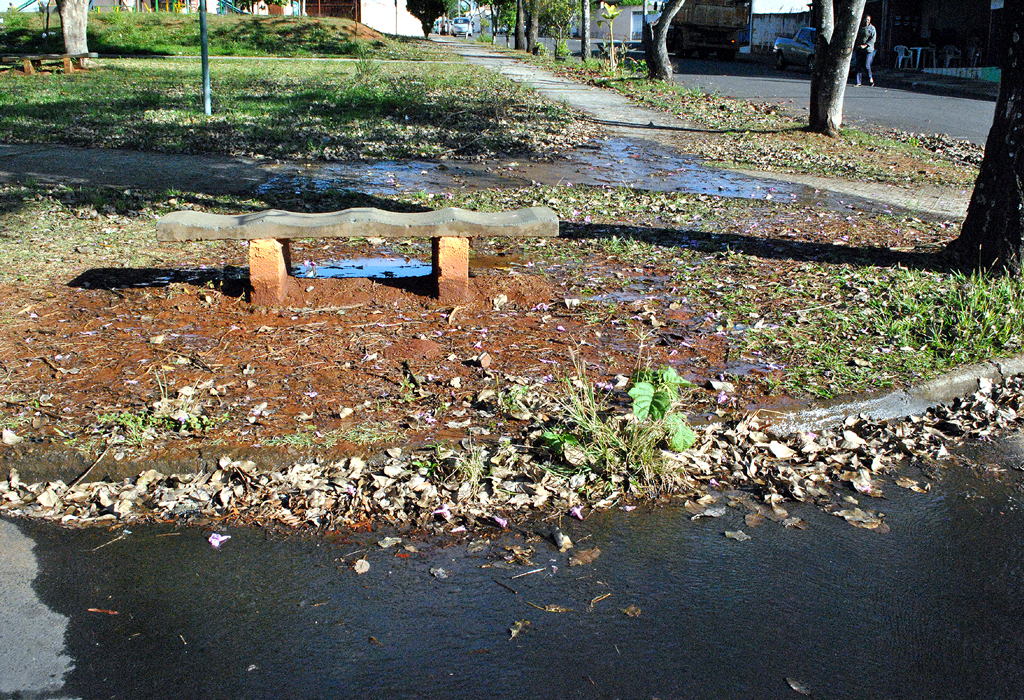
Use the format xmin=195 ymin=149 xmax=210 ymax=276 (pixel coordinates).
xmin=263 ymin=137 xmax=824 ymax=203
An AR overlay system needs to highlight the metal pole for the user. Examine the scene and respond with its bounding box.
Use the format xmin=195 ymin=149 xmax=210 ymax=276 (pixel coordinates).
xmin=200 ymin=0 xmax=211 ymax=115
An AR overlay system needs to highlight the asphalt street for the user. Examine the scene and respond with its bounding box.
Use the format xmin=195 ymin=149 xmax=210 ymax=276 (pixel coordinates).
xmin=668 ymin=55 xmax=995 ymax=145
xmin=508 ymin=36 xmax=995 ymax=145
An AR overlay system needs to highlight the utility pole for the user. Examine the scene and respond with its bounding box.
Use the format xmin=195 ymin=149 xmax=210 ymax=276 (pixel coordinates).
xmin=200 ymin=0 xmax=211 ymax=115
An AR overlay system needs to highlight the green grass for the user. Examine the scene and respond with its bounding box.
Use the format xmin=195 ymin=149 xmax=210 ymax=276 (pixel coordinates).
xmin=0 ymin=11 xmax=448 ymax=60
xmin=0 ymin=58 xmax=590 ymax=161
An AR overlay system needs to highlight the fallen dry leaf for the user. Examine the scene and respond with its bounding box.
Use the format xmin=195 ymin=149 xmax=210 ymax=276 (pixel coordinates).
xmin=569 ymin=547 xmax=601 ymax=567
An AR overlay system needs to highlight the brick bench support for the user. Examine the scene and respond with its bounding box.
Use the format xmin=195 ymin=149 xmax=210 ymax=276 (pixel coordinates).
xmin=156 ymin=206 xmax=559 ymax=306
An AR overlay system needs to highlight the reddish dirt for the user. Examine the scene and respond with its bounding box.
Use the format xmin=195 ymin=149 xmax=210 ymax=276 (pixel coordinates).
xmin=0 ymin=235 xmax=748 ymax=484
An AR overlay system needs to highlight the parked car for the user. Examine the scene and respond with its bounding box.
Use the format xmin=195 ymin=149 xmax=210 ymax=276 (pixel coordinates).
xmin=452 ymin=17 xmax=472 ymax=38
xmin=773 ymin=27 xmax=815 ymax=71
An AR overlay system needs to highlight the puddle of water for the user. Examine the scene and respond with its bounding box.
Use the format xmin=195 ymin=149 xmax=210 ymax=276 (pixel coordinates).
xmin=262 ymin=137 xmax=820 ymax=203
xmin=587 ymin=290 xmax=660 ymax=304
xmin=16 ymin=442 xmax=1024 ymax=699
xmin=293 ymin=257 xmax=432 ymax=279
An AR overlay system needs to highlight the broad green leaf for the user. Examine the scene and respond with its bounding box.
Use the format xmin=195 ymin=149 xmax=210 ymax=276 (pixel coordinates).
xmin=664 ymin=413 xmax=696 ymax=451
xmin=658 ymin=366 xmax=695 ymax=389
xmin=542 ymin=429 xmax=579 ymax=451
xmin=630 ymin=368 xmax=655 ymax=384
xmin=628 ymin=381 xmax=654 ymax=421
xmin=649 ymin=389 xmax=672 ymax=420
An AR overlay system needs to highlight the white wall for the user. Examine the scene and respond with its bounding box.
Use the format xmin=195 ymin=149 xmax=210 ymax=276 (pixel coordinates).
xmin=360 ymin=0 xmax=424 ymax=36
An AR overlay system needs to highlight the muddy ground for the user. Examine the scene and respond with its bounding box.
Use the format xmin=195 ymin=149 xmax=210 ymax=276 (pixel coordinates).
xmin=0 ymin=182 xmax=959 ymax=488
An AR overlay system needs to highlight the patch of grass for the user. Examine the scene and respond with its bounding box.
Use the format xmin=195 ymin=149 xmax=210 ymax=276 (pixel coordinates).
xmin=0 ymin=12 xmax=449 ymax=60
xmin=0 ymin=58 xmax=594 ymax=162
xmin=872 ymin=268 xmax=1024 ymax=365
xmin=337 ymin=421 xmax=403 ymax=445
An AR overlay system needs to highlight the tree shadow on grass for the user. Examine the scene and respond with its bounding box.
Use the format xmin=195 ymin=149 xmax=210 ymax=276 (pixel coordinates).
xmin=559 ymin=220 xmax=955 ymax=273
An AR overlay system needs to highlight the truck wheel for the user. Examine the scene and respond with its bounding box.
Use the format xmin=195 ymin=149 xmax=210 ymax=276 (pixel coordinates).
xmin=774 ymin=51 xmax=786 ymax=70
xmin=696 ymin=48 xmax=710 ymax=59
xmin=718 ymin=49 xmax=736 ymax=61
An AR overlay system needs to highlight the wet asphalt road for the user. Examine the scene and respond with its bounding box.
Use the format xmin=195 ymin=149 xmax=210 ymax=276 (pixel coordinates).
xmin=5 ymin=435 xmax=1024 ymax=699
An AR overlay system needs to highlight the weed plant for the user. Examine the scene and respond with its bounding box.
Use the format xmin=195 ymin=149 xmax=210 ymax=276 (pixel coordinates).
xmin=542 ymin=356 xmax=697 ymax=495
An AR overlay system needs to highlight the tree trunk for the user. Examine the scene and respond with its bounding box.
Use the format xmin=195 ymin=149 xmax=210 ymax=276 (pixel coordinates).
xmin=645 ymin=0 xmax=685 ymax=80
xmin=580 ymin=0 xmax=590 ymax=61
xmin=947 ymin=0 xmax=1024 ymax=274
xmin=515 ymin=0 xmax=525 ymax=50
xmin=808 ymin=0 xmax=865 ymax=136
xmin=528 ymin=0 xmax=540 ymax=54
xmin=56 ymin=0 xmax=89 ymax=55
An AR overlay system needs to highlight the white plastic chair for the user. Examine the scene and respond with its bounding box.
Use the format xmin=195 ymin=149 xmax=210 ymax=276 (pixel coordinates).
xmin=894 ymin=45 xmax=913 ymax=69
xmin=943 ymin=45 xmax=962 ymax=68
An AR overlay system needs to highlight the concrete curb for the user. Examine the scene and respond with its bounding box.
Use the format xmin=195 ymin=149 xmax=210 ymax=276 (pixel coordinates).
xmin=767 ymin=355 xmax=1024 ymax=434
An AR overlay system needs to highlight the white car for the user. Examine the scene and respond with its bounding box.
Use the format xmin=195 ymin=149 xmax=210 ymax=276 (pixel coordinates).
xmin=451 ymin=17 xmax=472 ymax=38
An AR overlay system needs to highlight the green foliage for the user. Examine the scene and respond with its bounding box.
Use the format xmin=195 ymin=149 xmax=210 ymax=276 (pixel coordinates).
xmin=3 ymin=8 xmax=30 ymax=31
xmin=0 ymin=13 xmax=444 ymax=58
xmin=627 ymin=365 xmax=696 ymax=450
xmin=407 ymin=0 xmax=447 ymax=36
xmin=99 ymin=408 xmax=215 ymax=445
xmin=540 ymin=358 xmax=698 ymax=495
xmin=871 ymin=268 xmax=1024 ymax=366
xmin=539 ymin=0 xmax=577 ymax=56
xmin=0 ymin=58 xmax=581 ymax=162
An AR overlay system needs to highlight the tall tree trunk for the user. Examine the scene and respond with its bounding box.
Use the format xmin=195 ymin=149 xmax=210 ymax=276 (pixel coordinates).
xmin=56 ymin=0 xmax=89 ymax=55
xmin=808 ymin=0 xmax=865 ymax=136
xmin=645 ymin=0 xmax=685 ymax=80
xmin=947 ymin=0 xmax=1024 ymax=273
xmin=580 ymin=0 xmax=590 ymax=61
xmin=528 ymin=0 xmax=539 ymax=54
xmin=515 ymin=0 xmax=525 ymax=50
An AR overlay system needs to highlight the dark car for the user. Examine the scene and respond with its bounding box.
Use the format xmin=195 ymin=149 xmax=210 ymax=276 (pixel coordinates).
xmin=773 ymin=27 xmax=815 ymax=71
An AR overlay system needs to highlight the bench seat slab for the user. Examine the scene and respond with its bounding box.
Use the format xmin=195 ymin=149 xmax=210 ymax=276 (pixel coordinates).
xmin=156 ymin=206 xmax=559 ymax=242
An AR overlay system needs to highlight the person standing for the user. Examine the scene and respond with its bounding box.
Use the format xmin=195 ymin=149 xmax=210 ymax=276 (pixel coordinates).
xmin=855 ymin=14 xmax=877 ymax=86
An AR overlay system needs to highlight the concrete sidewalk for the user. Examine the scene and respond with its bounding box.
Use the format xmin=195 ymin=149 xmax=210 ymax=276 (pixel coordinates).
xmin=443 ymin=39 xmax=973 ymax=220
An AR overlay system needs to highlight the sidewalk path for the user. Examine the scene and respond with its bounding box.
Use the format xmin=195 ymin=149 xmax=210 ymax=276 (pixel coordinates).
xmin=0 ymin=44 xmax=972 ymax=219
xmin=442 ymin=39 xmax=972 ymax=220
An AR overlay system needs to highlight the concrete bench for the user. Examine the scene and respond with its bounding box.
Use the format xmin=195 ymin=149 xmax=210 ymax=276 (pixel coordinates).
xmin=156 ymin=206 xmax=560 ymax=305
xmin=1 ymin=52 xmax=98 ymax=75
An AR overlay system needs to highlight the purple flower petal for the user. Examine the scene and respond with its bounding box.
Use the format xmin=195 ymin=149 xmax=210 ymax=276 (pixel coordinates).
xmin=208 ymin=533 xmax=231 ymax=549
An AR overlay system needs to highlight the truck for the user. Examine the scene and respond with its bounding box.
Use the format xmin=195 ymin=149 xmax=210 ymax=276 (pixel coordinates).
xmin=668 ymin=0 xmax=751 ymax=61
